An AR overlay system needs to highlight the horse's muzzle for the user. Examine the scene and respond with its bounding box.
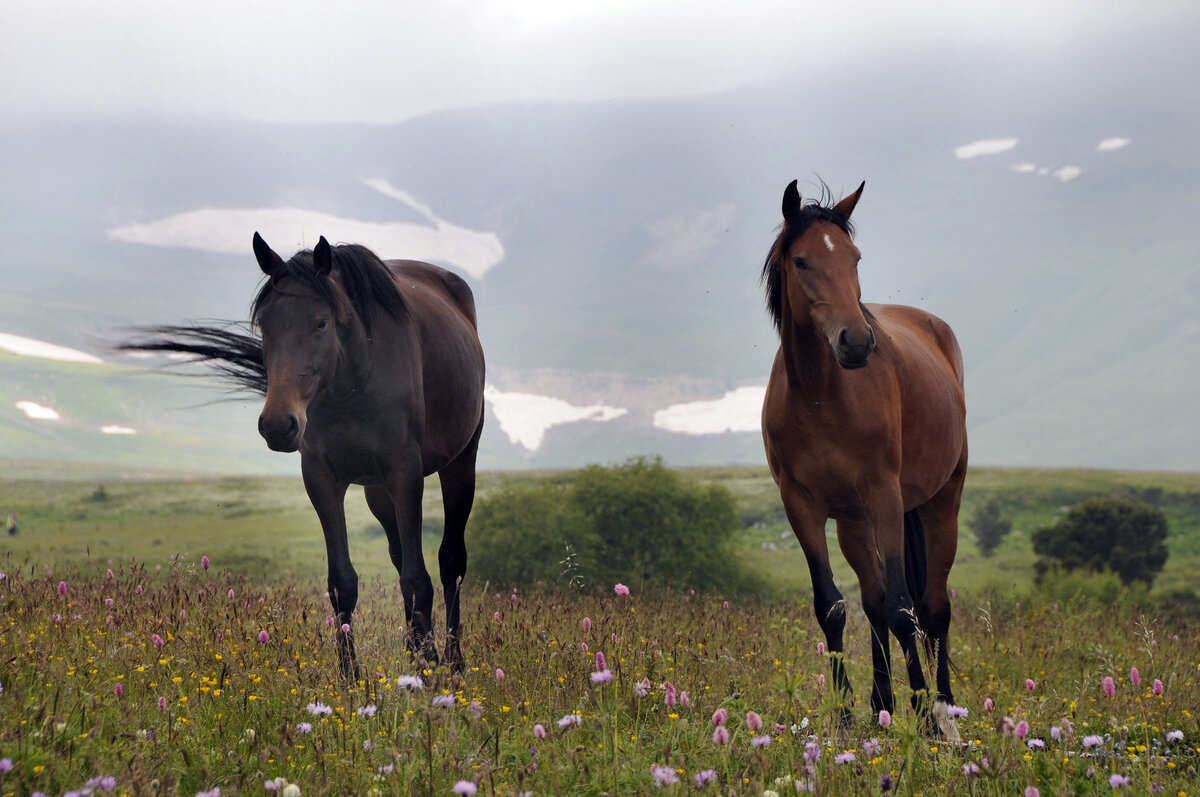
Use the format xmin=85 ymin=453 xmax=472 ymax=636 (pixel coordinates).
xmin=834 ymin=326 xmax=876 ymax=369
xmin=259 ymin=412 xmax=302 ymax=452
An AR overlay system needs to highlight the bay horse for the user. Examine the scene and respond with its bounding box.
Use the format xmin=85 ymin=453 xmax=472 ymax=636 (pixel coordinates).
xmin=759 ymin=180 xmax=967 ymax=732
xmin=124 ymin=234 xmax=485 ymax=677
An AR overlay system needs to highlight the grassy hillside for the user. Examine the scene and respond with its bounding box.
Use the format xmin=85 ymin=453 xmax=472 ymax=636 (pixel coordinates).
xmin=2 ymin=460 xmax=1197 ymax=604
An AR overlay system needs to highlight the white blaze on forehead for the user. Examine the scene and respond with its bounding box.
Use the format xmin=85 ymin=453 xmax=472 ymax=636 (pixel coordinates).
xmin=823 ymin=233 xmax=835 ymax=252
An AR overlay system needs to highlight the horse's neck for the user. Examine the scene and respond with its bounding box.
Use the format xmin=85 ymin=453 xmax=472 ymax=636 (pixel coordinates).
xmin=780 ymin=307 xmax=840 ymax=391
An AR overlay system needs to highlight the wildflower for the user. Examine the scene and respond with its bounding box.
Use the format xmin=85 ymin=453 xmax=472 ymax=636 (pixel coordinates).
xmin=1026 ymin=678 xmax=1036 ymax=691
xmin=804 ymin=741 xmax=821 ymax=761
xmin=195 ymin=789 xmax=221 ymax=797
xmin=836 ymin=752 xmax=856 ymax=764
xmin=984 ymin=697 xmax=995 ymax=712
xmin=105 ymin=598 xmax=114 ymax=607
xmin=58 ymin=580 xmax=68 ymax=595
xmin=946 ymin=704 xmax=969 ymax=718
xmin=496 ymin=667 xmax=505 ymax=681
xmin=1001 ymin=717 xmax=1015 ymax=735
xmin=650 ymin=765 xmax=678 ymax=787
xmin=306 ymin=701 xmax=333 ymax=716
xmin=878 ymin=709 xmax=892 ymax=727
xmin=377 ymin=765 xmax=394 ymax=774
xmin=1051 ymin=725 xmax=1061 ymax=740
xmin=863 ymin=738 xmax=882 ymax=756
xmin=880 ymin=774 xmax=894 ymax=792
xmin=817 ymin=641 xmax=825 ymax=654
xmin=614 ymin=583 xmax=630 ymax=597
xmin=363 ymin=739 xmax=372 ymax=751
xmin=583 ymin=617 xmax=592 ymax=633
xmin=281 ymin=786 xmax=300 ymax=797
xmin=817 ymin=673 xmax=825 ymax=686
xmin=680 ymin=691 xmax=689 ymax=706
xmin=1025 ymin=789 xmax=1040 ymax=797
xmin=468 ymin=701 xmax=483 ymax=717
xmin=722 ymin=600 xmax=729 ymax=609
xmin=158 ymin=696 xmax=167 ymax=712
xmin=1103 ymin=676 xmax=1116 ymax=698
xmin=395 ymin=675 xmax=424 ymax=690
xmin=453 ymin=782 xmax=477 ymax=795
xmin=712 ymin=726 xmax=730 ymax=745
xmin=1082 ymin=734 xmax=1104 ymax=749
xmin=296 ymin=722 xmax=313 ymax=733
xmin=136 ymin=584 xmax=144 ymax=594
xmin=745 ymin=710 xmax=763 ymax=731
xmin=534 ymin=724 xmax=546 ymax=738
xmin=557 ymin=713 xmax=583 ymax=729
xmin=356 ymin=704 xmax=377 ymax=717
xmin=0 ymin=759 xmax=12 ymax=772
xmin=1130 ymin=667 xmax=1140 ymax=687
xmin=596 ymin=651 xmax=607 ymax=670
xmin=591 ymin=669 xmax=614 ymax=684
xmin=712 ymin=708 xmax=728 ymax=726
xmin=963 ymin=763 xmax=981 ymax=776
xmin=242 ymin=729 xmax=256 ymax=741
xmin=258 ymin=630 xmax=269 ymax=644
xmin=1153 ymin=679 xmax=1164 ymax=696
xmin=201 ymin=555 xmax=210 ymax=570
xmin=752 ymin=735 xmax=771 ymax=748
xmin=635 ymin=677 xmax=652 ymax=698
xmin=1015 ymin=720 xmax=1030 ymax=739
xmin=1027 ymin=738 xmax=1045 ymax=749
xmin=114 ymin=683 xmax=123 ymax=697
xmin=432 ymin=695 xmax=454 ymax=708
xmin=265 ymin=781 xmax=283 ymax=793
xmin=1165 ymin=730 xmax=1184 ymax=743
xmin=107 ymin=568 xmax=114 ymax=580
xmin=693 ymin=769 xmax=717 ymax=788
xmin=341 ymin=623 xmax=350 ymax=634
xmin=664 ymin=681 xmax=676 ymax=707
xmin=1110 ymin=774 xmax=1129 ymax=788
xmin=153 ymin=634 xmax=165 ymax=648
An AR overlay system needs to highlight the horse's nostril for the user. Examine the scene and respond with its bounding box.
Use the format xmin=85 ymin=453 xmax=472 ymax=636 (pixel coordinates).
xmin=837 ymin=329 xmax=850 ymax=349
xmin=258 ymin=415 xmax=267 ymax=436
xmin=287 ymin=415 xmax=299 ymax=437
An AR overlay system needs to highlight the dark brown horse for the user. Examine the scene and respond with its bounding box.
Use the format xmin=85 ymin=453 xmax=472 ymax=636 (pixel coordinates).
xmin=760 ymin=180 xmax=967 ymax=732
xmin=124 ymin=234 xmax=485 ymax=677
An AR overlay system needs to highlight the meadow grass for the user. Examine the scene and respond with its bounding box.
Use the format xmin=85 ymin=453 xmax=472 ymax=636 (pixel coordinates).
xmin=2 ymin=462 xmax=1199 ymax=795
xmin=1 ymin=560 xmax=1198 ymax=796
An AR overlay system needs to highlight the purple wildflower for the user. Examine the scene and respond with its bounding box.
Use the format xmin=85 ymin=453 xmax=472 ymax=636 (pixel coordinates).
xmin=650 ymin=765 xmax=678 ymax=787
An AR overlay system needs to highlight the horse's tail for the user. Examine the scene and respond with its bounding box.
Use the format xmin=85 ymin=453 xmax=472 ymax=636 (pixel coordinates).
xmin=119 ymin=323 xmax=267 ymax=396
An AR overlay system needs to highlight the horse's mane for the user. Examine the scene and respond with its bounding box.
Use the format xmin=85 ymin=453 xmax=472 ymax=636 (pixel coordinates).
xmin=252 ymin=243 xmax=406 ymax=334
xmin=760 ymin=183 xmax=856 ymax=334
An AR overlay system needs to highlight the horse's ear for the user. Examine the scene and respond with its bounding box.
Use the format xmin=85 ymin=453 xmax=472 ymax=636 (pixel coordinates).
xmin=832 ymin=181 xmax=865 ymax=220
xmin=782 ymin=179 xmax=801 ymax=221
xmin=252 ymin=232 xmax=285 ymax=277
xmin=313 ymin=235 xmax=333 ymax=278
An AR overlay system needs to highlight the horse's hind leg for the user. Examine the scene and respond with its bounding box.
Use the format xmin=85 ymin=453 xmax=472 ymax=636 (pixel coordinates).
xmin=917 ymin=458 xmax=966 ymax=711
xmin=437 ymin=418 xmax=483 ymax=672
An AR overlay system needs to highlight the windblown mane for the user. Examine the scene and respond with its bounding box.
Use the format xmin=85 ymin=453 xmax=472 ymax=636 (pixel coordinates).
xmin=760 ymin=184 xmax=856 ymax=333
xmin=252 ymin=243 xmax=406 ymax=334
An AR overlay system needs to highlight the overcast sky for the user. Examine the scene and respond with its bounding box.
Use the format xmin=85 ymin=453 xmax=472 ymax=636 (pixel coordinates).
xmin=3 ymin=0 xmax=1196 ymax=125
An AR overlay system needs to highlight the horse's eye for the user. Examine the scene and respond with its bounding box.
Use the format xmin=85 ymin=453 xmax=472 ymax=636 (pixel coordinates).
xmin=316 ymin=318 xmax=330 ymax=330
xmin=792 ymin=257 xmax=809 ymax=271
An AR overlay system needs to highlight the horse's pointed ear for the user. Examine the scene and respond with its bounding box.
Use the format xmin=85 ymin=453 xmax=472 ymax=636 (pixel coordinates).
xmin=832 ymin=181 xmax=866 ymax=220
xmin=252 ymin=232 xmax=285 ymax=277
xmin=313 ymin=235 xmax=333 ymax=278
xmin=782 ymin=179 xmax=801 ymax=221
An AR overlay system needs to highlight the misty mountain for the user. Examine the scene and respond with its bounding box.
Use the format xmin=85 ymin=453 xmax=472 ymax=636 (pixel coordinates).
xmin=1 ymin=29 xmax=1197 ymax=472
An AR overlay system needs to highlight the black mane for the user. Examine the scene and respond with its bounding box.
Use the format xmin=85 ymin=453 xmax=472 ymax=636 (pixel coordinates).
xmin=760 ymin=185 xmax=855 ymax=333
xmin=252 ymin=243 xmax=406 ymax=334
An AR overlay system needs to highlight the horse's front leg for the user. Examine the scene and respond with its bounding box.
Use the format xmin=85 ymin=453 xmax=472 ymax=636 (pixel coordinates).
xmin=779 ymin=481 xmax=853 ymax=721
xmin=302 ymin=458 xmax=359 ymax=681
xmin=388 ymin=458 xmax=438 ymax=665
xmin=869 ymin=489 xmax=932 ymax=715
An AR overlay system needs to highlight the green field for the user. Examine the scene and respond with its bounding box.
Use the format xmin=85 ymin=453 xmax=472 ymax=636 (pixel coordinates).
xmin=1 ymin=460 xmax=1198 ymax=795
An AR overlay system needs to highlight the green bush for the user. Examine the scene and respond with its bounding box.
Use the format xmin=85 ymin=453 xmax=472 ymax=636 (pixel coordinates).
xmin=1032 ymin=497 xmax=1169 ymax=587
xmin=468 ymin=457 xmax=753 ymax=594
xmin=968 ymin=496 xmax=1012 ymax=557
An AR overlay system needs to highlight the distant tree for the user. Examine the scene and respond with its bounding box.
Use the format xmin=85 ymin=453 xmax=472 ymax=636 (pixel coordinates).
xmin=969 ymin=497 xmax=1012 ymax=558
xmin=1032 ymin=498 xmax=1169 ymax=587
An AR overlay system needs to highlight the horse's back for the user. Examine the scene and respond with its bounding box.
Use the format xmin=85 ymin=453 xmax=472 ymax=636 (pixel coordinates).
xmin=386 ymin=260 xmax=479 ymax=329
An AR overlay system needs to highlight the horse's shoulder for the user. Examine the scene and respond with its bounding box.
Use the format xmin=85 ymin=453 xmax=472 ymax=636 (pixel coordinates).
xmin=869 ymin=303 xmax=963 ymax=382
